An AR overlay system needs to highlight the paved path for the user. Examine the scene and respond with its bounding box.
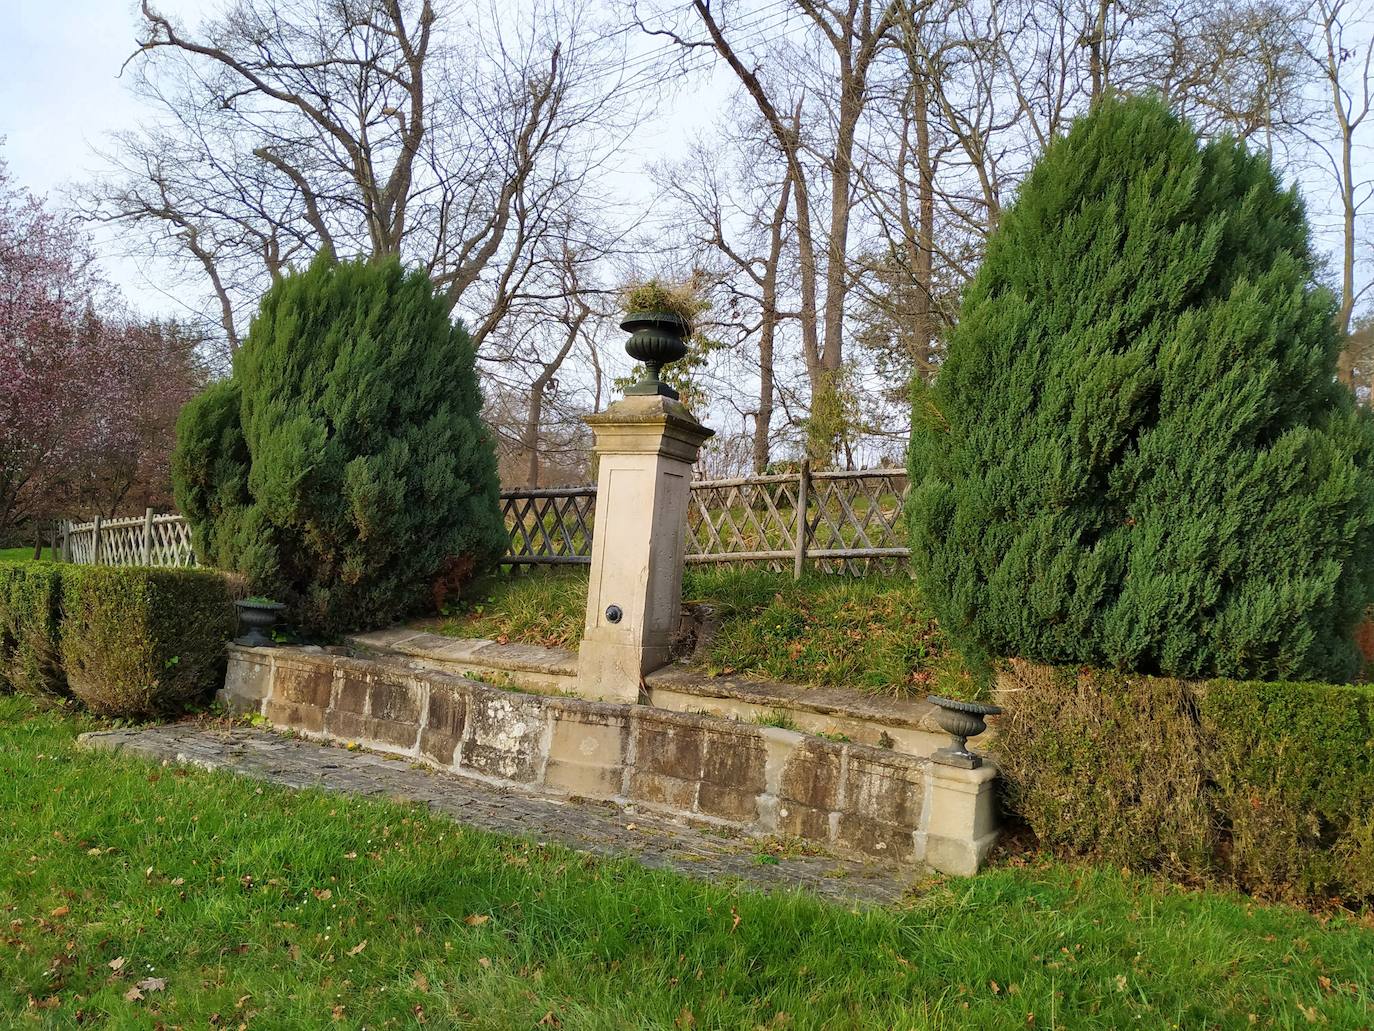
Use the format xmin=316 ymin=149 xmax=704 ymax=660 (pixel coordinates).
xmin=78 ymin=722 xmax=917 ymax=907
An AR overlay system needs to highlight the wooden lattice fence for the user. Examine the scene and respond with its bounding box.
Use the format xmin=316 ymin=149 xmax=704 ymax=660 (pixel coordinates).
xmin=504 ymin=465 xmax=910 ymax=576
xmin=58 ymin=467 xmax=911 ymax=577
xmin=60 ymin=510 xmax=196 ymax=568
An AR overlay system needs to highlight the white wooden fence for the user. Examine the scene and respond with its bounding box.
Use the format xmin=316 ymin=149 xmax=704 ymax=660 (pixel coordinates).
xmin=59 ymin=510 xmax=196 ymax=568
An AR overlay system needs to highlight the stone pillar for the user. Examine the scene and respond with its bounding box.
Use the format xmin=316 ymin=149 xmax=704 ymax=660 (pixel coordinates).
xmin=577 ymin=394 xmax=713 ymax=702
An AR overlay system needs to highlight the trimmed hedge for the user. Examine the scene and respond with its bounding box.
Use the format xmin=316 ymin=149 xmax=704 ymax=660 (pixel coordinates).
xmin=60 ymin=567 xmax=236 ymax=718
xmin=997 ymin=662 xmax=1374 ymax=904
xmin=0 ymin=562 xmax=66 ymax=697
xmin=0 ymin=563 xmax=235 ymax=718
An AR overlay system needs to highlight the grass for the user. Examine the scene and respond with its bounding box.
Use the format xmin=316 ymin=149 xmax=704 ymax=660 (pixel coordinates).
xmin=1 ymin=694 xmax=1372 ymax=1028
xmin=0 ymin=546 xmax=48 ymax=563
xmin=430 ymin=567 xmax=973 ymax=697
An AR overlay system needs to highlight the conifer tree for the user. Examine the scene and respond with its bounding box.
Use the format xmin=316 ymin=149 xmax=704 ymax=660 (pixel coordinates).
xmin=907 ymin=95 xmax=1374 ymax=682
xmin=173 ymin=254 xmax=506 ymax=636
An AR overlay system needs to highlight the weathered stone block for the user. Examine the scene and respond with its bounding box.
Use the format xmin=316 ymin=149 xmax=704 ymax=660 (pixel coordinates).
xmin=628 ymin=769 xmax=698 ymax=810
xmin=776 ymin=803 xmax=832 ymax=842
xmin=700 ymin=731 xmax=765 ymax=793
xmin=336 ymin=676 xmax=369 ymax=715
xmin=222 ymin=650 xmax=272 ymax=711
xmin=843 ymin=751 xmax=924 ymax=830
xmin=265 ymin=699 xmax=325 ymax=734
xmin=696 ymin=782 xmax=759 ymax=823
xmin=459 ymin=688 xmax=545 ymax=783
xmin=370 ymin=677 xmax=422 ymax=724
xmin=324 ymin=709 xmax=368 ymax=741
xmin=275 ymin=664 xmax=333 ymax=709
xmin=779 ymin=743 xmax=842 ymax=811
xmin=634 ymin=718 xmax=704 ymax=780
xmin=836 ymin=814 xmax=915 ymax=861
xmin=544 ymin=757 xmax=622 ymax=798
xmin=419 ymin=682 xmax=467 ymax=765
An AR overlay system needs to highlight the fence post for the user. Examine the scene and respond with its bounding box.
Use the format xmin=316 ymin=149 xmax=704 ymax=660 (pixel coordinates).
xmin=141 ymin=507 xmax=155 ymax=565
xmin=793 ymin=459 xmax=811 ymax=580
xmin=49 ymin=521 xmax=59 ymax=563
xmin=91 ymin=515 xmax=103 ymax=566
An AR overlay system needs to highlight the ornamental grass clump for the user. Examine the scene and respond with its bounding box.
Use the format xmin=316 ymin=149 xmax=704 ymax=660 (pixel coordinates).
xmin=908 ymin=95 xmax=1374 ymax=682
xmin=173 ymin=253 xmax=507 ymax=637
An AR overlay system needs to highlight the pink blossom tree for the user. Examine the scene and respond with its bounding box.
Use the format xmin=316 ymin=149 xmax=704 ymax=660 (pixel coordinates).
xmin=0 ymin=155 xmax=203 ymax=543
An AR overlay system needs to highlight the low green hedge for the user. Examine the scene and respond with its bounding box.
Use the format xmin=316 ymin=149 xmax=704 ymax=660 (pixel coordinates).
xmin=0 ymin=563 xmax=66 ymax=697
xmin=60 ymin=567 xmax=236 ymax=718
xmin=0 ymin=563 xmax=235 ymax=718
xmin=997 ymin=662 xmax=1374 ymax=905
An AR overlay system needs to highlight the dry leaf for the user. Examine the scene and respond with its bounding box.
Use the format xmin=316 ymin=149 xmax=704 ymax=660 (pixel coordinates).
xmin=478 ymin=957 xmax=491 ymax=969
xmin=137 ymin=978 xmax=167 ymax=993
xmin=538 ymin=1012 xmax=561 ymax=1027
xmin=124 ymin=987 xmax=143 ymax=1003
xmin=344 ymin=852 xmax=357 ymax=860
xmin=348 ymin=940 xmax=368 ymax=957
xmin=50 ymin=906 xmax=70 ymax=919
xmin=313 ymin=889 xmax=332 ymax=901
xmin=413 ymin=1004 xmax=426 ymax=1024
xmin=730 ymin=908 xmax=740 ymax=932
xmin=464 ymin=914 xmax=489 ymax=927
xmin=675 ymin=1007 xmax=696 ymax=1028
xmin=332 ymin=1004 xmax=346 ymax=1021
xmin=108 ymin=957 xmax=126 ymax=973
xmin=412 ymin=972 xmax=430 ymax=992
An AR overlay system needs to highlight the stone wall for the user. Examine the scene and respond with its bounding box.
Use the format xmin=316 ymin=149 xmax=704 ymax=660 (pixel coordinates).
xmin=223 ymin=644 xmax=999 ymax=875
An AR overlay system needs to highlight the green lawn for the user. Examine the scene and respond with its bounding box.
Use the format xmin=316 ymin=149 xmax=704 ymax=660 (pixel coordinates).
xmin=429 ymin=567 xmax=973 ymax=697
xmin=0 ymin=546 xmax=47 ymax=563
xmin=1 ymin=695 xmax=1370 ymax=1029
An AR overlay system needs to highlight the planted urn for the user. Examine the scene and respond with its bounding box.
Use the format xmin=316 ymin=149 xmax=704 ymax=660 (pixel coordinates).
xmin=234 ymin=597 xmax=286 ymax=648
xmin=620 ymin=279 xmax=702 ymax=401
xmin=926 ymin=695 xmax=1003 ymax=769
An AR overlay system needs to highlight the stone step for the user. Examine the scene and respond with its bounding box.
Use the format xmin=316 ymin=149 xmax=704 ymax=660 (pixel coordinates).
xmin=347 ymin=628 xmax=578 ymax=694
xmin=350 ymin=629 xmax=958 ymax=758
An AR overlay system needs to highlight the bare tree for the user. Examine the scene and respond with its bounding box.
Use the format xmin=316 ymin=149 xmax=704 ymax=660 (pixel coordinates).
xmin=1303 ymin=0 xmax=1374 ymax=384
xmin=88 ymin=0 xmax=632 ymax=358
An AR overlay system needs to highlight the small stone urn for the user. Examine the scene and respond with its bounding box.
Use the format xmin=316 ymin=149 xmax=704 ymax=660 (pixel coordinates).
xmin=234 ymin=598 xmax=286 ymax=648
xmin=927 ymin=695 xmax=1003 ymax=769
xmin=621 ymin=310 xmax=690 ymax=400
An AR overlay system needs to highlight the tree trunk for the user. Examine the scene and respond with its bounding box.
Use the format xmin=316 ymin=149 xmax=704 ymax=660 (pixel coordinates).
xmin=755 ymin=177 xmax=792 ymax=474
xmin=524 ymin=382 xmax=545 ymax=488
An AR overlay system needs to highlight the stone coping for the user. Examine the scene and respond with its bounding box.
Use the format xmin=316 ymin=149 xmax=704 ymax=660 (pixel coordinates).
xmin=347 ymin=628 xmax=579 ymax=679
xmin=351 ymin=628 xmax=943 ymax=735
xmin=644 ymin=664 xmax=943 ymax=734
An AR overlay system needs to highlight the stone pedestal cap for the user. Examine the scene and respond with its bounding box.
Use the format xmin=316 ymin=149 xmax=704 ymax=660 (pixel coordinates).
xmin=584 ymin=395 xmax=714 ymax=458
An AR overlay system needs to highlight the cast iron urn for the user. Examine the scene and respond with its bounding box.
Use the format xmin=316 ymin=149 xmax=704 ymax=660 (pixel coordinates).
xmin=234 ymin=598 xmax=286 ymax=648
xmin=621 ymin=310 xmax=690 ymax=400
xmin=926 ymin=695 xmax=1003 ymax=769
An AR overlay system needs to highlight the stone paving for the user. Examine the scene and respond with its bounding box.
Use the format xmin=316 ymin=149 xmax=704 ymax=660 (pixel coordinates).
xmin=78 ymin=722 xmax=917 ymax=907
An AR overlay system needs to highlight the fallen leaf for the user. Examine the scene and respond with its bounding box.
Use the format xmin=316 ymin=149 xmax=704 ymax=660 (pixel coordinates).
xmin=137 ymin=977 xmax=167 ymax=993
xmin=676 ymin=1006 xmax=696 ymax=1028
xmin=108 ymin=956 xmax=126 ymax=973
xmin=313 ymin=889 xmax=332 ymax=901
xmin=348 ymin=939 xmax=368 ymax=957
xmin=124 ymin=987 xmax=143 ymax=1003
xmin=730 ymin=908 xmax=740 ymax=932
xmin=464 ymin=914 xmax=489 ymax=927
xmin=332 ymin=1004 xmax=346 ymax=1021
xmin=478 ymin=957 xmax=491 ymax=969
xmin=344 ymin=852 xmax=357 ymax=860
xmin=538 ymin=1012 xmax=561 ymax=1027
xmin=50 ymin=906 xmax=70 ymax=919
xmin=990 ymin=980 xmax=1001 ymax=995
xmin=413 ymin=1004 xmax=426 ymax=1024
xmin=413 ymin=972 xmax=430 ymax=992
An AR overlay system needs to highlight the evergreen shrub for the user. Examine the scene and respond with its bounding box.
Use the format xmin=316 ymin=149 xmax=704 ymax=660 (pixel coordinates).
xmin=997 ymin=662 xmax=1374 ymax=904
xmin=0 ymin=563 xmax=66 ymax=697
xmin=172 ymin=254 xmax=507 ymax=636
xmin=908 ymin=95 xmax=1374 ymax=682
xmin=60 ymin=566 xmax=235 ymax=718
